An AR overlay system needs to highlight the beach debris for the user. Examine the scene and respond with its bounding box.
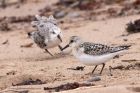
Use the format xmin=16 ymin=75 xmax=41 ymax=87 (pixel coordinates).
xmin=126 ymin=19 xmax=140 ymax=33
xmin=57 ymin=0 xmax=100 ymax=10
xmin=20 ymin=43 xmax=33 ymax=48
xmin=56 ymin=0 xmax=82 ymax=8
xmin=0 ymin=22 xmax=11 ymax=31
xmin=39 ymin=6 xmax=52 ymax=14
xmin=0 ymin=0 xmax=6 ymax=8
xmin=123 ymin=38 xmax=128 ymax=42
xmin=127 ymin=86 xmax=140 ymax=92
xmin=0 ymin=15 xmax=35 ymax=31
xmin=0 ymin=0 xmax=27 ymax=8
xmin=122 ymin=59 xmax=140 ymax=62
xmin=113 ymin=55 xmax=120 ymax=59
xmin=54 ymin=10 xmax=67 ymax=19
xmin=0 ymin=0 xmax=140 ymax=31
xmin=12 ymin=78 xmax=46 ymax=86
xmin=17 ymin=90 xmax=29 ymax=93
xmin=8 ymin=15 xmax=35 ymax=23
xmin=86 ymin=76 xmax=101 ymax=82
xmin=6 ymin=71 xmax=16 ymax=75
xmin=2 ymin=39 xmax=8 ymax=44
xmin=0 ymin=15 xmax=35 ymax=23
xmin=110 ymin=65 xmax=125 ymax=70
xmin=67 ymin=66 xmax=85 ymax=71
xmin=109 ymin=63 xmax=140 ymax=70
xmin=44 ymin=82 xmax=95 ymax=92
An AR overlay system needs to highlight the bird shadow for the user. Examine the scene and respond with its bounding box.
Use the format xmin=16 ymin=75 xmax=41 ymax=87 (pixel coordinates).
xmin=28 ymin=52 xmax=70 ymax=62
xmin=46 ymin=52 xmax=68 ymax=60
xmin=85 ymin=73 xmax=101 ymax=77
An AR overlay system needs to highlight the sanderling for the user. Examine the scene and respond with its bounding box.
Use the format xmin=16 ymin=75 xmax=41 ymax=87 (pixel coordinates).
xmin=62 ymin=36 xmax=131 ymax=74
xmin=28 ymin=15 xmax=63 ymax=56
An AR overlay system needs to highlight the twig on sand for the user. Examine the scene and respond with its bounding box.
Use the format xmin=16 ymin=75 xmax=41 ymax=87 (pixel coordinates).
xmin=0 ymin=86 xmax=41 ymax=93
xmin=122 ymin=59 xmax=140 ymax=62
xmin=44 ymin=82 xmax=95 ymax=92
xmin=2 ymin=39 xmax=8 ymax=44
xmin=20 ymin=43 xmax=33 ymax=48
xmin=67 ymin=66 xmax=85 ymax=71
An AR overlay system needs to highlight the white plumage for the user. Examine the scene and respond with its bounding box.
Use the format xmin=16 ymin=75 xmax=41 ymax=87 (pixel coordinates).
xmin=28 ymin=15 xmax=63 ymax=56
xmin=62 ymin=36 xmax=131 ymax=74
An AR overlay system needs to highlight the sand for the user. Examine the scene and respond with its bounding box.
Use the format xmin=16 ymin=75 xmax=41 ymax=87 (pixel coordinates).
xmin=0 ymin=0 xmax=140 ymax=93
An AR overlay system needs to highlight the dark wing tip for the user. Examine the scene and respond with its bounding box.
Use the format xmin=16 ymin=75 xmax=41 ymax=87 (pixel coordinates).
xmin=119 ymin=45 xmax=131 ymax=50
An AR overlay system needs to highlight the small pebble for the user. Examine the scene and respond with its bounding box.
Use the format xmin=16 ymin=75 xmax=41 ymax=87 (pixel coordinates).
xmin=123 ymin=38 xmax=128 ymax=41
xmin=86 ymin=76 xmax=101 ymax=82
xmin=54 ymin=11 xmax=67 ymax=19
xmin=67 ymin=12 xmax=80 ymax=18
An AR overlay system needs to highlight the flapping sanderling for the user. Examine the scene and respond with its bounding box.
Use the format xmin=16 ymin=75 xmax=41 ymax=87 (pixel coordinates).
xmin=28 ymin=15 xmax=63 ymax=56
xmin=62 ymin=36 xmax=131 ymax=74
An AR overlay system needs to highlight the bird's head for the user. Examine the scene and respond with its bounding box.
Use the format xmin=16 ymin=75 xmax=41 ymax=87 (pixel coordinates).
xmin=62 ymin=36 xmax=82 ymax=50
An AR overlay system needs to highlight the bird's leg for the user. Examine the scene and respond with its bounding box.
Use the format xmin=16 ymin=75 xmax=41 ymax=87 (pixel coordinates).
xmin=58 ymin=45 xmax=63 ymax=51
xmin=45 ymin=49 xmax=53 ymax=56
xmin=109 ymin=66 xmax=113 ymax=76
xmin=92 ymin=65 xmax=98 ymax=74
xmin=99 ymin=63 xmax=105 ymax=74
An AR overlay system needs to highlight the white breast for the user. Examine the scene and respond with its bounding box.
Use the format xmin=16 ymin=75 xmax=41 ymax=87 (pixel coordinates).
xmin=45 ymin=37 xmax=61 ymax=48
xmin=73 ymin=50 xmax=124 ymax=66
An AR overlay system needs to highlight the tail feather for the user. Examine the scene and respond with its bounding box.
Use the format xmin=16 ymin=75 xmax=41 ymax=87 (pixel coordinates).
xmin=118 ymin=45 xmax=131 ymax=50
xmin=111 ymin=45 xmax=131 ymax=53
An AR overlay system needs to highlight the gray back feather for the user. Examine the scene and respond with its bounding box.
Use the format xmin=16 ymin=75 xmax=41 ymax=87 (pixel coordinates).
xmin=80 ymin=42 xmax=130 ymax=56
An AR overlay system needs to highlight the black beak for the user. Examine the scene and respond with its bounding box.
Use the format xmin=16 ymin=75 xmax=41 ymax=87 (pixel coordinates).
xmin=57 ymin=35 xmax=62 ymax=42
xmin=62 ymin=44 xmax=70 ymax=51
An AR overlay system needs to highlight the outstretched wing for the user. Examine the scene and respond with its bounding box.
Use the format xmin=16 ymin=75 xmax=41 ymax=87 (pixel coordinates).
xmin=80 ymin=42 xmax=130 ymax=56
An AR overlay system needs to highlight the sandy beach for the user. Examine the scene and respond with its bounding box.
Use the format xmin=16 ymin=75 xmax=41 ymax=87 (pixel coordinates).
xmin=0 ymin=0 xmax=140 ymax=93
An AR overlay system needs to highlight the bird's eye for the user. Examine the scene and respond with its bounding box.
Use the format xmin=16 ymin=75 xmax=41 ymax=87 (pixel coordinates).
xmin=54 ymin=23 xmax=57 ymax=25
xmin=52 ymin=32 xmax=55 ymax=34
xmin=70 ymin=40 xmax=74 ymax=43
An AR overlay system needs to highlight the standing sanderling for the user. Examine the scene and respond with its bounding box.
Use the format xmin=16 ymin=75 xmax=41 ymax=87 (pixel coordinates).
xmin=28 ymin=15 xmax=63 ymax=56
xmin=62 ymin=36 xmax=131 ymax=74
